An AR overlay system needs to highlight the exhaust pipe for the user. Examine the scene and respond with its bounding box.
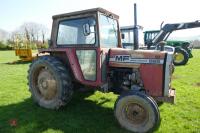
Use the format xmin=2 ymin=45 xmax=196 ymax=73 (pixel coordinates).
xmin=133 ymin=3 xmax=139 ymax=50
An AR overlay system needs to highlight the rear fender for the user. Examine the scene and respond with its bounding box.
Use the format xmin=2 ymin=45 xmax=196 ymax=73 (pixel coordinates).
xmin=39 ymin=48 xmax=103 ymax=87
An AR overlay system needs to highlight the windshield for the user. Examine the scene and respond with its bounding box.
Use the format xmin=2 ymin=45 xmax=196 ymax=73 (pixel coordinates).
xmin=57 ymin=17 xmax=96 ymax=45
xmin=99 ymin=13 xmax=118 ymax=48
xmin=121 ymin=29 xmax=134 ymax=43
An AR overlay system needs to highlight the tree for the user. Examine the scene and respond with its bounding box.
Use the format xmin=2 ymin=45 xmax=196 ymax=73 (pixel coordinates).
xmin=12 ymin=22 xmax=50 ymax=48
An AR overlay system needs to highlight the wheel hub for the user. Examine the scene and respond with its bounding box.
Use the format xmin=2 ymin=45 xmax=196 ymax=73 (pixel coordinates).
xmin=37 ymin=69 xmax=57 ymax=100
xmin=41 ymin=80 xmax=47 ymax=88
xmin=125 ymin=103 xmax=147 ymax=125
xmin=174 ymin=52 xmax=184 ymax=63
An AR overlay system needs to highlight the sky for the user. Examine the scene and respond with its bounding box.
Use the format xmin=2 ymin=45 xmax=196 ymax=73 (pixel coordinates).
xmin=0 ymin=0 xmax=200 ymax=39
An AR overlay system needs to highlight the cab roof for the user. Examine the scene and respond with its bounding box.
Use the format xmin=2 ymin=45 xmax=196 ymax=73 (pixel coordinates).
xmin=52 ymin=8 xmax=119 ymax=19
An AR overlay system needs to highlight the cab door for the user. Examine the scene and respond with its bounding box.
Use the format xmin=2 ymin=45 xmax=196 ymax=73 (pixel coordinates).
xmin=98 ymin=13 xmax=119 ymax=83
xmin=56 ymin=15 xmax=101 ymax=86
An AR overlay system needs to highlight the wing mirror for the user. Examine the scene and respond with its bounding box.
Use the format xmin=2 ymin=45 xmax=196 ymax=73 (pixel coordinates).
xmin=83 ymin=23 xmax=91 ymax=36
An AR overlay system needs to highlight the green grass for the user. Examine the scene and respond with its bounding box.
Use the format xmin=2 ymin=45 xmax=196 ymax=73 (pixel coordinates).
xmin=0 ymin=50 xmax=200 ymax=133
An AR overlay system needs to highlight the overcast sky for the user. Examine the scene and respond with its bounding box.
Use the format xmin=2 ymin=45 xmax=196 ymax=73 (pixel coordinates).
xmin=0 ymin=0 xmax=200 ymax=39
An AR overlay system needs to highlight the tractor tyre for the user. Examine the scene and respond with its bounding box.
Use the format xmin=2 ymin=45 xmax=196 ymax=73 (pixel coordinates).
xmin=114 ymin=91 xmax=160 ymax=133
xmin=173 ymin=48 xmax=189 ymax=66
xmin=28 ymin=55 xmax=73 ymax=109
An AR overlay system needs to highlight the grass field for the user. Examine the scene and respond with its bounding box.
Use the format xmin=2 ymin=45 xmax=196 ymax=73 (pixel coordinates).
xmin=0 ymin=50 xmax=200 ymax=133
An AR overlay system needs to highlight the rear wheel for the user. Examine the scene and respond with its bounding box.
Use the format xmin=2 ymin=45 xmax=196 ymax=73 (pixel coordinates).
xmin=173 ymin=48 xmax=189 ymax=65
xmin=114 ymin=91 xmax=160 ymax=133
xmin=28 ymin=56 xmax=73 ymax=109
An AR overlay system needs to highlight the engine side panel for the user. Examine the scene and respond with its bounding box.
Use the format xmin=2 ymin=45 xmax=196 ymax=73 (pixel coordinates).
xmin=109 ymin=48 xmax=167 ymax=96
xmin=140 ymin=64 xmax=164 ymax=96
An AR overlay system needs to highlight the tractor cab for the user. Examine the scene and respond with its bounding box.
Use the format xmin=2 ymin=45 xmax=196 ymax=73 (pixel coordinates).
xmin=41 ymin=8 xmax=122 ymax=84
xmin=49 ymin=8 xmax=121 ymax=49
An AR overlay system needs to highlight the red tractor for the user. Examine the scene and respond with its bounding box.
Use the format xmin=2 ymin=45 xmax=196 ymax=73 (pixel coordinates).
xmin=28 ymin=8 xmax=175 ymax=132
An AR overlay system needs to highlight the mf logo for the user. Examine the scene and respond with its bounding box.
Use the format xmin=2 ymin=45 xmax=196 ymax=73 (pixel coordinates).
xmin=115 ymin=55 xmax=130 ymax=62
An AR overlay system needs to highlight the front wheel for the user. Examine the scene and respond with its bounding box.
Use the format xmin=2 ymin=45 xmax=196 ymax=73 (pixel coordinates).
xmin=114 ymin=91 xmax=160 ymax=133
xmin=173 ymin=48 xmax=189 ymax=65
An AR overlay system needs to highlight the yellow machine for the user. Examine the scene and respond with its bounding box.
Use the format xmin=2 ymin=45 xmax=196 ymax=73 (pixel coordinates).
xmin=14 ymin=34 xmax=36 ymax=61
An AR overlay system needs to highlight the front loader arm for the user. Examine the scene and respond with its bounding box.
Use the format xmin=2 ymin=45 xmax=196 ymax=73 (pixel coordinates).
xmin=152 ymin=20 xmax=200 ymax=45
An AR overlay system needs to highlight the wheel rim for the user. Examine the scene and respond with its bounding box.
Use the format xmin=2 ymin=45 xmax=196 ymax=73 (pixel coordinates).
xmin=124 ymin=103 xmax=148 ymax=125
xmin=174 ymin=52 xmax=184 ymax=63
xmin=36 ymin=68 xmax=58 ymax=100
